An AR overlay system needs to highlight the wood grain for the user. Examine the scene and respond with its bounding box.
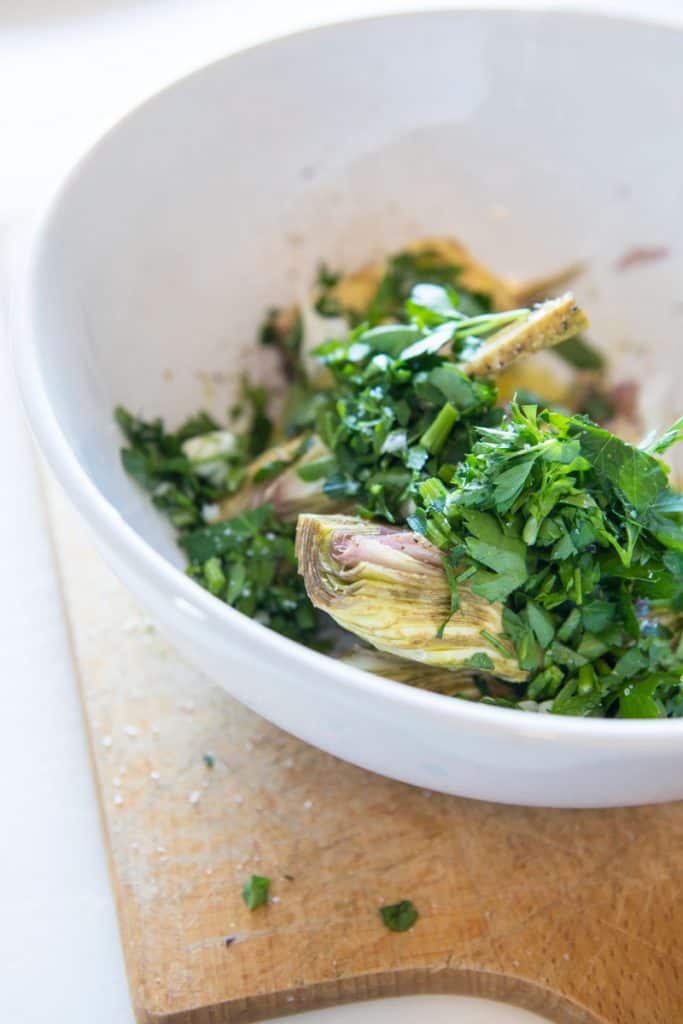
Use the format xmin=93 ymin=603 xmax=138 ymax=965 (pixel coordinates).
xmin=46 ymin=483 xmax=683 ymax=1024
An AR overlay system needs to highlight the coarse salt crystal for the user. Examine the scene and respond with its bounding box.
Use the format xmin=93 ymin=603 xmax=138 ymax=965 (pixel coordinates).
xmin=303 ymin=800 xmax=313 ymax=810
xmin=234 ymin=795 xmax=243 ymax=805
xmin=149 ymin=771 xmax=160 ymax=781
xmin=113 ymin=794 xmax=124 ymax=806
xmin=271 ymin=896 xmax=281 ymax=904
xmin=102 ymin=736 xmax=113 ymax=748
xmin=189 ymin=790 xmax=201 ymax=805
xmin=123 ymin=725 xmax=138 ymax=737
xmin=113 ymin=777 xmax=122 ymax=787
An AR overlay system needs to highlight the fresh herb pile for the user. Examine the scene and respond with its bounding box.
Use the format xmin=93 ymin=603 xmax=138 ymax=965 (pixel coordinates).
xmin=115 ymin=395 xmax=320 ymax=648
xmin=410 ymin=404 xmax=683 ymax=717
xmin=116 ymin=245 xmax=683 ymax=717
xmin=312 ymin=299 xmax=520 ymax=520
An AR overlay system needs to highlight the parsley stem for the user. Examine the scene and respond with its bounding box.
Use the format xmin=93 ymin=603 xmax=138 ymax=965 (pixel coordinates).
xmin=451 ymin=308 xmax=530 ymax=340
xmin=420 ymin=403 xmax=460 ymax=455
xmin=573 ymin=567 xmax=583 ymax=606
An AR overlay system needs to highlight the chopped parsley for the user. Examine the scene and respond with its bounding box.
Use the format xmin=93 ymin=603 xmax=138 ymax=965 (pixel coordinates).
xmin=242 ymin=874 xmax=270 ymax=911
xmin=379 ymin=900 xmax=419 ymax=932
xmin=367 ymin=250 xmax=491 ymax=324
xmin=116 ymin=396 xmax=319 ymax=646
xmin=116 ymin=244 xmax=682 ymax=718
xmin=413 ymin=402 xmax=683 ymax=716
xmin=259 ymin=306 xmax=305 ymax=384
xmin=181 ymin=505 xmax=320 ymax=645
xmin=312 ymin=305 xmax=507 ymax=521
xmin=115 ymin=406 xmax=240 ymax=531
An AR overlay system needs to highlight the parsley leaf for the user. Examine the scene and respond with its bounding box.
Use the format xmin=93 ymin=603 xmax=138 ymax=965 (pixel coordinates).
xmin=180 ymin=505 xmax=319 ymax=646
xmin=379 ymin=900 xmax=419 ymax=932
xmin=242 ymin=875 xmax=270 ymax=910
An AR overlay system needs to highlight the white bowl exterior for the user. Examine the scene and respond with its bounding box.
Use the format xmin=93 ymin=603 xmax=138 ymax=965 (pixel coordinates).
xmin=18 ymin=11 xmax=683 ymax=807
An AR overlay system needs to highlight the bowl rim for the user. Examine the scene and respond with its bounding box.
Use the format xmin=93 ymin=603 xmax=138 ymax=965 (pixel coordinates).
xmin=14 ymin=5 xmax=683 ymax=743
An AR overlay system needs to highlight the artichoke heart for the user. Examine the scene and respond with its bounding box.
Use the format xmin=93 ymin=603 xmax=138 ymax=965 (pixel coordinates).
xmin=213 ymin=435 xmax=347 ymax=523
xmin=296 ymin=514 xmax=527 ymax=681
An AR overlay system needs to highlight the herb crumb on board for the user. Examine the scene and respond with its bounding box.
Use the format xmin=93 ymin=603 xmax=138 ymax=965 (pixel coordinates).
xmin=379 ymin=900 xmax=419 ymax=932
xmin=242 ymin=874 xmax=271 ymax=910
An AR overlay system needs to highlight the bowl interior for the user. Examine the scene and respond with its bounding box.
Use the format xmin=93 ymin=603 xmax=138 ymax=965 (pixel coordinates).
xmin=30 ymin=10 xmax=683 ymax=571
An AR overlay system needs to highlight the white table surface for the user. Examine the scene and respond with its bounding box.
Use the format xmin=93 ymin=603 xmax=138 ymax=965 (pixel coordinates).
xmin=1 ymin=3 xmax=680 ymax=1022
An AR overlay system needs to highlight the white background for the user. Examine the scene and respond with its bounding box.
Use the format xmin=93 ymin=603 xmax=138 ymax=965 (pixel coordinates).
xmin=1 ymin=3 xmax=680 ymax=1022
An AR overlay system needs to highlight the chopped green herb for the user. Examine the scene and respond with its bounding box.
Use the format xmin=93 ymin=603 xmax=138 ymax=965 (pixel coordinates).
xmin=464 ymin=652 xmax=495 ymax=670
xmin=242 ymin=874 xmax=270 ymax=911
xmin=181 ymin=505 xmax=320 ymax=646
xmin=645 ymin=416 xmax=683 ymax=457
xmin=379 ymin=899 xmax=419 ymax=932
xmin=410 ymin=400 xmax=683 ymax=715
xmin=367 ymin=250 xmax=490 ymax=325
xmin=115 ymin=406 xmax=234 ymax=531
xmin=116 ymin=245 xmax=682 ymax=719
xmin=259 ymin=307 xmax=305 ymax=383
xmin=203 ymin=753 xmax=215 ymax=769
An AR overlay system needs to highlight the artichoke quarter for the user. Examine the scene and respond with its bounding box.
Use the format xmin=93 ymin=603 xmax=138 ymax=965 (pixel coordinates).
xmin=296 ymin=514 xmax=526 ymax=681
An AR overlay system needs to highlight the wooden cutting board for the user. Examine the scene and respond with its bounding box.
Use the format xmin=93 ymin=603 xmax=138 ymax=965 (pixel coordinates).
xmin=46 ymin=481 xmax=683 ymax=1024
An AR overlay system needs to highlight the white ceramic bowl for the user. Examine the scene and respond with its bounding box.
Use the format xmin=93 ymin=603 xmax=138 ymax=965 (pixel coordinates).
xmin=17 ymin=10 xmax=683 ymax=807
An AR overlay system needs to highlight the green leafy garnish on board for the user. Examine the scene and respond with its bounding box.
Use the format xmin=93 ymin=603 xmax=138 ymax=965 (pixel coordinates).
xmin=242 ymin=874 xmax=270 ymax=911
xmin=379 ymin=900 xmax=419 ymax=932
